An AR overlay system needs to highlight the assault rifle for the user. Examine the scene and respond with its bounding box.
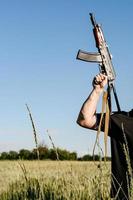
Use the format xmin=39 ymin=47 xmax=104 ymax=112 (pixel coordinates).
xmin=76 ymin=13 xmax=121 ymax=112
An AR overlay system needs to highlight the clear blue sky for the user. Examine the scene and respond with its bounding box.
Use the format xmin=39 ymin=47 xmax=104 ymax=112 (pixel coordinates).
xmin=0 ymin=0 xmax=133 ymax=156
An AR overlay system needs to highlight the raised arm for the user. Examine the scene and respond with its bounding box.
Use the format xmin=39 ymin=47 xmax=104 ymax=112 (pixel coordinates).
xmin=77 ymin=73 xmax=107 ymax=129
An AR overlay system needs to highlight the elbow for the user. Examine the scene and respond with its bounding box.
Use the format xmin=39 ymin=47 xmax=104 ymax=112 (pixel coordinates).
xmin=76 ymin=112 xmax=87 ymax=128
xmin=76 ymin=111 xmax=96 ymax=129
xmin=76 ymin=114 xmax=84 ymax=127
xmin=76 ymin=117 xmax=94 ymax=129
xmin=76 ymin=118 xmax=83 ymax=127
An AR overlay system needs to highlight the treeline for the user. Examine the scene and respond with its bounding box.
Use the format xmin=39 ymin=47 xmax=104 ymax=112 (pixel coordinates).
xmin=0 ymin=145 xmax=111 ymax=161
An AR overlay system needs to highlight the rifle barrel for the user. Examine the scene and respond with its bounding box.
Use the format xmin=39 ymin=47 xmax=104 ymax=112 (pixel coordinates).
xmin=89 ymin=13 xmax=97 ymax=27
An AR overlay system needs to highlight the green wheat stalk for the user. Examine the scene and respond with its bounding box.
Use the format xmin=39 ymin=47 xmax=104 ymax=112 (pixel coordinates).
xmin=26 ymin=104 xmax=40 ymax=160
xmin=121 ymin=122 xmax=133 ymax=200
xmin=18 ymin=161 xmax=28 ymax=182
xmin=46 ymin=129 xmax=59 ymax=161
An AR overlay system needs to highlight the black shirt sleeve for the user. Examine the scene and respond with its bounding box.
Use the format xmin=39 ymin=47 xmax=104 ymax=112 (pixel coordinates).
xmin=93 ymin=113 xmax=105 ymax=132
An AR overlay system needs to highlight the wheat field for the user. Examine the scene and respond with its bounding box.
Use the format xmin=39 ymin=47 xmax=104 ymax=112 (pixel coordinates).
xmin=0 ymin=160 xmax=111 ymax=200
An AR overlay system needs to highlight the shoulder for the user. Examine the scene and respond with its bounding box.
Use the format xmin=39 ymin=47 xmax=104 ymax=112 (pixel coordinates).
xmin=111 ymin=110 xmax=133 ymax=118
xmin=129 ymin=109 xmax=133 ymax=117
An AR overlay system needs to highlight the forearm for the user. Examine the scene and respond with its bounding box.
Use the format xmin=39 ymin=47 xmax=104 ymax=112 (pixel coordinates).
xmin=77 ymin=73 xmax=107 ymax=129
xmin=77 ymin=87 xmax=103 ymax=128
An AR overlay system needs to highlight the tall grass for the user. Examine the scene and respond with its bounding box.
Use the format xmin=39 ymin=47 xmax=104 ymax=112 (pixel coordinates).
xmin=0 ymin=161 xmax=111 ymax=200
xmin=122 ymin=123 xmax=133 ymax=199
xmin=26 ymin=104 xmax=40 ymax=160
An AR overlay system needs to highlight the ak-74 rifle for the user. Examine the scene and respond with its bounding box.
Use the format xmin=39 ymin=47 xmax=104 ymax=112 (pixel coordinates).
xmin=77 ymin=13 xmax=121 ymax=112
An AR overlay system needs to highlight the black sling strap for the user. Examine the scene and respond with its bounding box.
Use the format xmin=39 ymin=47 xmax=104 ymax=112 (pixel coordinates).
xmin=107 ymin=82 xmax=121 ymax=113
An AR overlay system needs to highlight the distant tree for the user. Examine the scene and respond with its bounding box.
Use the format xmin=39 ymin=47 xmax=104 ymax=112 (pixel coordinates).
xmin=38 ymin=145 xmax=49 ymax=159
xmin=49 ymin=148 xmax=77 ymax=160
xmin=49 ymin=149 xmax=57 ymax=160
xmin=19 ymin=149 xmax=32 ymax=160
xmin=0 ymin=152 xmax=9 ymax=160
xmin=8 ymin=151 xmax=19 ymax=160
xmin=80 ymin=154 xmax=93 ymax=161
xmin=57 ymin=148 xmax=70 ymax=160
xmin=0 ymin=146 xmax=101 ymax=161
xmin=93 ymin=154 xmax=100 ymax=161
xmin=79 ymin=154 xmax=111 ymax=161
xmin=32 ymin=148 xmax=38 ymax=160
xmin=69 ymin=152 xmax=77 ymax=160
xmin=32 ymin=145 xmax=50 ymax=160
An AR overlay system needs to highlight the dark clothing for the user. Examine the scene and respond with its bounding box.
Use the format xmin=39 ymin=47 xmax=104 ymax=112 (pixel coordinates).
xmin=97 ymin=111 xmax=133 ymax=200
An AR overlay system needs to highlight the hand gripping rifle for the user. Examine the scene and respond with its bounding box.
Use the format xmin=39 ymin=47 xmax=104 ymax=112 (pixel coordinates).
xmin=77 ymin=13 xmax=121 ymax=113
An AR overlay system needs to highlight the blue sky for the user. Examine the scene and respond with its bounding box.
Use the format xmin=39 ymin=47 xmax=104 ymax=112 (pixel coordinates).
xmin=0 ymin=0 xmax=133 ymax=156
